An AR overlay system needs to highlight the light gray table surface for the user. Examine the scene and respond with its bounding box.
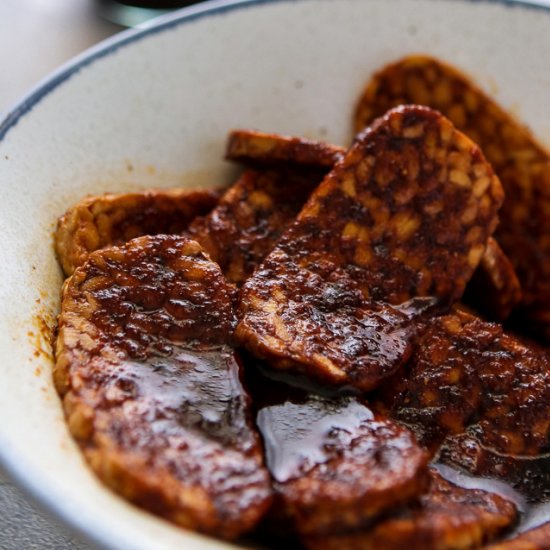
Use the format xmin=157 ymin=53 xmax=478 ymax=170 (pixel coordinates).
xmin=1 ymin=0 xmax=550 ymax=549
xmin=0 ymin=468 xmax=92 ymax=550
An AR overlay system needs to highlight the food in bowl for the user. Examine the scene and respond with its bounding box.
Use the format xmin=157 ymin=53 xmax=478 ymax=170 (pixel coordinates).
xmin=52 ymin=55 xmax=550 ymax=548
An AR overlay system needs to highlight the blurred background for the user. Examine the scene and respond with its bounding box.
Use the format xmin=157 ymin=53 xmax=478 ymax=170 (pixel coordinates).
xmin=0 ymin=0 xmax=205 ymax=116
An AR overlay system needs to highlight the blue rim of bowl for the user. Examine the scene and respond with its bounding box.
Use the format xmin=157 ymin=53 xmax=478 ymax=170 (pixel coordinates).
xmin=0 ymin=0 xmax=549 ymax=549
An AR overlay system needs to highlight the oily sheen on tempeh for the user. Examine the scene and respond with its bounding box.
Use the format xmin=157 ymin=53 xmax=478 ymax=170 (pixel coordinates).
xmin=236 ymin=105 xmax=503 ymax=391
xmin=54 ymin=235 xmax=272 ymax=539
xmin=248 ymin=368 xmax=428 ymax=536
xmin=440 ymin=436 xmax=550 ymax=503
xmin=382 ymin=309 xmax=550 ymax=458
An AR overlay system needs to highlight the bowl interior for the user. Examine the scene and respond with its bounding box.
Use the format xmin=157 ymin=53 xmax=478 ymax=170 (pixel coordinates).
xmin=0 ymin=0 xmax=549 ymax=548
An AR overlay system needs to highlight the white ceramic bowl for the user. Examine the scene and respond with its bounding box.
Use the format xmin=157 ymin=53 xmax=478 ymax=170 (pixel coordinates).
xmin=1 ymin=0 xmax=549 ymax=548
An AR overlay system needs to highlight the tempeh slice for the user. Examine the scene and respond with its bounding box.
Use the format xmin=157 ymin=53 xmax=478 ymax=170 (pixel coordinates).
xmin=354 ymin=54 xmax=550 ymax=325
xmin=54 ymin=235 xmax=272 ymax=539
xmin=226 ymin=129 xmax=346 ymax=168
xmin=227 ymin=130 xmax=518 ymax=314
xmin=226 ymin=131 xmax=515 ymax=312
xmin=486 ymin=522 xmax=550 ymax=549
xmin=55 ymin=188 xmax=220 ymax=276
xmin=463 ymin=237 xmax=522 ymax=321
xmin=187 ymin=168 xmax=322 ymax=285
xmin=248 ymin=369 xmax=428 ymax=536
xmin=380 ymin=310 xmax=550 ymax=464
xmin=303 ymin=469 xmax=517 ymax=550
xmin=236 ymin=105 xmax=503 ymax=391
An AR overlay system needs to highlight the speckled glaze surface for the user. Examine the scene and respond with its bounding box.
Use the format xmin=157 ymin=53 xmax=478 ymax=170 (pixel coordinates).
xmin=0 ymin=0 xmax=549 ymax=548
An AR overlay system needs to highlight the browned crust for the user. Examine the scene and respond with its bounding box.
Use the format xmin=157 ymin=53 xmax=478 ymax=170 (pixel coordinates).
xmin=227 ymin=129 xmax=515 ymax=313
xmin=354 ymin=54 xmax=550 ymax=324
xmin=54 ymin=235 xmax=272 ymax=539
xmin=382 ymin=309 xmax=550 ymax=458
xmin=55 ymin=188 xmax=220 ymax=276
xmin=187 ymin=169 xmax=322 ymax=285
xmin=303 ymin=469 xmax=518 ymax=550
xmin=236 ymin=105 xmax=503 ymax=391
xmin=226 ymin=129 xmax=346 ymax=168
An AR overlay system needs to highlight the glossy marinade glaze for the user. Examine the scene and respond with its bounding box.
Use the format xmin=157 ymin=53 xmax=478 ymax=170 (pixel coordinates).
xmin=377 ymin=309 xmax=550 ymax=458
xmin=54 ymin=235 xmax=272 ymax=539
xmin=236 ymin=106 xmax=503 ymax=391
xmin=246 ymin=366 xmax=429 ymax=539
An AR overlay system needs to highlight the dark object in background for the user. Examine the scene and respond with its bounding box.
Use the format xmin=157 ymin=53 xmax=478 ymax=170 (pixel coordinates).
xmin=117 ymin=0 xmax=199 ymax=6
xmin=96 ymin=0 xmax=203 ymax=27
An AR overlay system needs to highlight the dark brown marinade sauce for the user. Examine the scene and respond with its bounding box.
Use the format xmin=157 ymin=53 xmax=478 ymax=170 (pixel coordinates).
xmin=187 ymin=168 xmax=324 ymax=286
xmin=244 ymin=364 xmax=429 ymax=538
xmin=236 ymin=106 xmax=503 ymax=392
xmin=380 ymin=310 xmax=550 ymax=459
xmin=241 ymin=253 xmax=435 ymax=389
xmin=54 ymin=235 xmax=272 ymax=539
xmin=440 ymin=438 xmax=550 ymax=504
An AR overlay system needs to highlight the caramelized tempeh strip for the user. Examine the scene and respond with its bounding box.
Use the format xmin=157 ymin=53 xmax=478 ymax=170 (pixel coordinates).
xmin=463 ymin=237 xmax=522 ymax=321
xmin=226 ymin=129 xmax=346 ymax=168
xmin=382 ymin=309 xmax=550 ymax=457
xmin=226 ymin=130 xmax=515 ymax=313
xmin=486 ymin=522 xmax=550 ymax=549
xmin=249 ymin=370 xmax=428 ymax=536
xmin=355 ymin=54 xmax=550 ymax=323
xmin=188 ymin=169 xmax=322 ymax=285
xmin=54 ymin=235 xmax=272 ymax=539
xmin=55 ymin=188 xmax=220 ymax=276
xmin=236 ymin=106 xmax=503 ymax=391
xmin=303 ymin=469 xmax=517 ymax=550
